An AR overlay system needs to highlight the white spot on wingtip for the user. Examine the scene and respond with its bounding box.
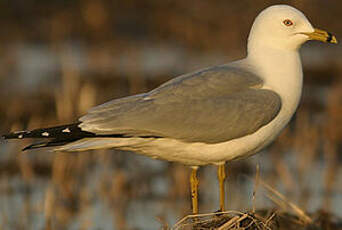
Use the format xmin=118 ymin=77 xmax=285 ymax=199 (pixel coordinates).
xmin=14 ymin=130 xmax=30 ymax=134
xmin=18 ymin=134 xmax=23 ymax=139
xmin=62 ymin=128 xmax=71 ymax=133
xmin=42 ymin=132 xmax=49 ymax=137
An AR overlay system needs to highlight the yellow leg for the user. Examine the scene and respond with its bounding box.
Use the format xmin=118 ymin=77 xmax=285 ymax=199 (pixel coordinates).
xmin=218 ymin=163 xmax=226 ymax=211
xmin=190 ymin=167 xmax=199 ymax=214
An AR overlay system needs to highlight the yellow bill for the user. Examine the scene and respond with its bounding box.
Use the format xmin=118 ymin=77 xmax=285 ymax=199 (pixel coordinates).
xmin=302 ymin=28 xmax=338 ymax=44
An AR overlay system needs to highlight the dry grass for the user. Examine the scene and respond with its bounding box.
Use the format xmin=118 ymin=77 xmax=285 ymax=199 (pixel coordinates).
xmin=170 ymin=178 xmax=342 ymax=230
xmin=171 ymin=208 xmax=342 ymax=230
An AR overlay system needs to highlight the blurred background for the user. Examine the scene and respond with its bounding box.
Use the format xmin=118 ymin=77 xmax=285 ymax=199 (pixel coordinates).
xmin=0 ymin=0 xmax=341 ymax=229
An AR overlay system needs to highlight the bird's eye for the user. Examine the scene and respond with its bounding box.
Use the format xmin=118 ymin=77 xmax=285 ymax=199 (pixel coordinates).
xmin=283 ymin=19 xmax=293 ymax=26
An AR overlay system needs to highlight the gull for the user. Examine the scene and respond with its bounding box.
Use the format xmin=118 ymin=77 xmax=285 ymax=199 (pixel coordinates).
xmin=3 ymin=5 xmax=337 ymax=214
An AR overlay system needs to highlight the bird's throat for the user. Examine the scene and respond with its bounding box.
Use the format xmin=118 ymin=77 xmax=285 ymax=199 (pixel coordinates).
xmin=247 ymin=48 xmax=303 ymax=112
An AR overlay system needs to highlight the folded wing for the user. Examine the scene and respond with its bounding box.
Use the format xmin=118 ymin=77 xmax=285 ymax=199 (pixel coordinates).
xmin=79 ymin=64 xmax=281 ymax=144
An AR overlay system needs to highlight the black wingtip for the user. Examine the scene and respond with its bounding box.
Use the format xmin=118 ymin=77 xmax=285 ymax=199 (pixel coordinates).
xmin=1 ymin=134 xmax=6 ymax=143
xmin=22 ymin=145 xmax=32 ymax=151
xmin=3 ymin=131 xmax=29 ymax=140
xmin=3 ymin=133 xmax=13 ymax=139
xmin=22 ymin=142 xmax=48 ymax=151
xmin=2 ymin=123 xmax=94 ymax=151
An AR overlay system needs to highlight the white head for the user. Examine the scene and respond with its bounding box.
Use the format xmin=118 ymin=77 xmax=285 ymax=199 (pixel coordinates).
xmin=247 ymin=5 xmax=337 ymax=54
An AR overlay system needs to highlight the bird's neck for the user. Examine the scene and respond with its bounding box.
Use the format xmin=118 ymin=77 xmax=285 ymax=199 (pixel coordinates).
xmin=246 ymin=47 xmax=303 ymax=112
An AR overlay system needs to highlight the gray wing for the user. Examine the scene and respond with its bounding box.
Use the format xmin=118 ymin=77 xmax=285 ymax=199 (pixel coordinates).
xmin=79 ymin=64 xmax=281 ymax=143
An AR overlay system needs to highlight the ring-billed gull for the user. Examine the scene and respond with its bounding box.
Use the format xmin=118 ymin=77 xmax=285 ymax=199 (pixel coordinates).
xmin=3 ymin=5 xmax=337 ymax=214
